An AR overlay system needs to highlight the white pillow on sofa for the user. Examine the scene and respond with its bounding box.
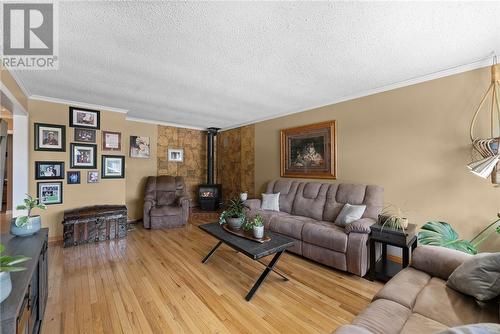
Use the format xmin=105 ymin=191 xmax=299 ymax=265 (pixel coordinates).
xmin=261 ymin=193 xmax=280 ymax=211
xmin=334 ymin=203 xmax=366 ymax=227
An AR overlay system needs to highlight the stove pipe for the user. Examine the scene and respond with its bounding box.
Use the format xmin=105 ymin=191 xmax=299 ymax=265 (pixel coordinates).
xmin=206 ymin=127 xmax=220 ymax=184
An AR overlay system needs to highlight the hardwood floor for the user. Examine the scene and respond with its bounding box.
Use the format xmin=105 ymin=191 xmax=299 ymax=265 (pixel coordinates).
xmin=42 ymin=214 xmax=382 ymax=334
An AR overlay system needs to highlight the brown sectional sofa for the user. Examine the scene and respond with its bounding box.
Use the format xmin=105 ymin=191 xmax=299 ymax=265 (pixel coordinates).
xmin=245 ymin=179 xmax=384 ymax=276
xmin=333 ymin=245 xmax=500 ymax=334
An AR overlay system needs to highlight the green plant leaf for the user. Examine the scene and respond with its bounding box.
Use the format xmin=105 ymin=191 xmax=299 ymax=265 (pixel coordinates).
xmin=15 ymin=205 xmax=27 ymax=210
xmin=5 ymin=256 xmax=30 ymax=266
xmin=36 ymin=203 xmax=47 ymax=210
xmin=0 ymin=266 xmax=26 ymax=272
xmin=418 ymin=221 xmax=477 ymax=255
xmin=0 ymin=244 xmax=4 ymax=254
xmin=0 ymin=256 xmax=13 ymax=265
xmin=15 ymin=216 xmax=29 ymax=227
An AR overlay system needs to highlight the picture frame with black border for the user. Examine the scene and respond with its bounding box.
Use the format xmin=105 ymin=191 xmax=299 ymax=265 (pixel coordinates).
xmin=69 ymin=106 xmax=100 ymax=129
xmin=67 ymin=171 xmax=81 ymax=184
xmin=37 ymin=181 xmax=63 ymax=205
xmin=102 ymin=131 xmax=121 ymax=151
xmin=34 ymin=123 xmax=66 ymax=151
xmin=35 ymin=161 xmax=65 ymax=180
xmin=74 ymin=127 xmax=96 ymax=143
xmin=101 ymin=155 xmax=125 ymax=179
xmin=70 ymin=143 xmax=97 ymax=169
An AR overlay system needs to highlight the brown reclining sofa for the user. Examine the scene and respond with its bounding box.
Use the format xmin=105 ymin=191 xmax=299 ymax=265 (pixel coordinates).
xmin=245 ymin=179 xmax=383 ymax=276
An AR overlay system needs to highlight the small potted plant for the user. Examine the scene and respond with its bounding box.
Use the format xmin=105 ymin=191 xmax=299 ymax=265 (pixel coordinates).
xmin=250 ymin=214 xmax=264 ymax=239
xmin=0 ymin=243 xmax=31 ymax=303
xmin=11 ymin=194 xmax=46 ymax=237
xmin=379 ymin=204 xmax=408 ymax=231
xmin=219 ymin=198 xmax=246 ymax=230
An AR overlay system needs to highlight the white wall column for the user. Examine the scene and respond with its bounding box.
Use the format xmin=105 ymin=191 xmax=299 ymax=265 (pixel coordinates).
xmin=12 ymin=114 xmax=28 ymax=216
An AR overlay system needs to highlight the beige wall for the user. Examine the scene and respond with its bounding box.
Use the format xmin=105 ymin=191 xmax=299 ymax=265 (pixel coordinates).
xmin=28 ymin=99 xmax=158 ymax=239
xmin=255 ymin=67 xmax=500 ymax=251
xmin=125 ymin=121 xmax=157 ymax=220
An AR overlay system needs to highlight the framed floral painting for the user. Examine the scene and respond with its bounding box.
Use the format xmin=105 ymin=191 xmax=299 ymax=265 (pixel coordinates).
xmin=280 ymin=120 xmax=337 ymax=179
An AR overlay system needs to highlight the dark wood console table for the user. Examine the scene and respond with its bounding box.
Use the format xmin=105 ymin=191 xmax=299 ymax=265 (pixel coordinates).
xmin=1 ymin=228 xmax=48 ymax=334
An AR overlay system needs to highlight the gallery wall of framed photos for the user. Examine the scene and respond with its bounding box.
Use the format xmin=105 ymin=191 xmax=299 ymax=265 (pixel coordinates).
xmin=28 ymin=99 xmax=158 ymax=240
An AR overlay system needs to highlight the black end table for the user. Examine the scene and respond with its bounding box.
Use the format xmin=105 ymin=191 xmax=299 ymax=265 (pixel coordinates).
xmin=369 ymin=223 xmax=417 ymax=282
xmin=199 ymin=222 xmax=295 ymax=301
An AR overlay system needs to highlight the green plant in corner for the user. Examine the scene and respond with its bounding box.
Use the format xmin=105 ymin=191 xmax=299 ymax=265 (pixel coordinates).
xmin=0 ymin=244 xmax=31 ymax=272
xmin=218 ymin=198 xmax=246 ymax=225
xmin=15 ymin=194 xmax=46 ymax=227
xmin=418 ymin=214 xmax=500 ymax=255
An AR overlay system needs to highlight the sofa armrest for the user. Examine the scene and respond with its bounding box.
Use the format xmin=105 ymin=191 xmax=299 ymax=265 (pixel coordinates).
xmin=345 ymin=218 xmax=377 ymax=234
xmin=143 ymin=200 xmax=155 ymax=228
xmin=411 ymin=245 xmax=471 ymax=280
xmin=244 ymin=199 xmax=261 ymax=210
xmin=177 ymin=196 xmax=190 ymax=207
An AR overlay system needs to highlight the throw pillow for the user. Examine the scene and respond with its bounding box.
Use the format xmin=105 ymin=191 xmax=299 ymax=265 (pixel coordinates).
xmin=446 ymin=253 xmax=500 ymax=302
xmin=334 ymin=203 xmax=366 ymax=227
xmin=437 ymin=323 xmax=500 ymax=334
xmin=261 ymin=193 xmax=280 ymax=211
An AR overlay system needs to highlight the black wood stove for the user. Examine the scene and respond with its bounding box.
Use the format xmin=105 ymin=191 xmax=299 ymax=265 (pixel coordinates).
xmin=198 ymin=127 xmax=222 ymax=211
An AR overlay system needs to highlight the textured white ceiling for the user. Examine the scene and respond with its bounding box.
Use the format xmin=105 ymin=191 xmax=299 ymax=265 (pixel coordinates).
xmin=12 ymin=1 xmax=500 ymax=129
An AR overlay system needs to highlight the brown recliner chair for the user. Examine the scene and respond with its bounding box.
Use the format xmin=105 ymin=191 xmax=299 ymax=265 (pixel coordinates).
xmin=143 ymin=176 xmax=190 ymax=229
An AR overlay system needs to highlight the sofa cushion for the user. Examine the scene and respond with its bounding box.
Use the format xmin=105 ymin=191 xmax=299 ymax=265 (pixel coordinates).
xmin=322 ymin=183 xmax=383 ymax=222
xmin=269 ymin=215 xmax=312 ymax=239
xmin=374 ymin=267 xmax=431 ymax=309
xmin=157 ymin=191 xmax=176 ymax=206
xmin=291 ymin=182 xmax=328 ymax=221
xmin=248 ymin=210 xmax=291 ymax=229
xmin=302 ymin=221 xmax=348 ymax=253
xmin=447 ymin=253 xmax=500 ymax=302
xmin=411 ymin=245 xmax=472 ymax=280
xmin=413 ymin=277 xmax=499 ymax=327
xmin=150 ymin=205 xmax=181 ymax=217
xmin=352 ymin=299 xmax=411 ymax=334
xmin=265 ymin=180 xmax=299 ymax=214
xmin=400 ymin=313 xmax=448 ymax=334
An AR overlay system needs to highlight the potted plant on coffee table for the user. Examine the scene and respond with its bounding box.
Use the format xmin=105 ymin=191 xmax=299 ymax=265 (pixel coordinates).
xmin=245 ymin=214 xmax=265 ymax=239
xmin=11 ymin=194 xmax=46 ymax=237
xmin=219 ymin=197 xmax=246 ymax=230
xmin=0 ymin=243 xmax=31 ymax=303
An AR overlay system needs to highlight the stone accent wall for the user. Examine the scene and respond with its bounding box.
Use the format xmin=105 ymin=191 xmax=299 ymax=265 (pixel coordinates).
xmin=157 ymin=125 xmax=206 ymax=204
xmin=217 ymin=125 xmax=255 ymax=202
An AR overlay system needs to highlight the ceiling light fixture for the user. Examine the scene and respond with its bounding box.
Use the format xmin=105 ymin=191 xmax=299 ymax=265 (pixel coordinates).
xmin=468 ymin=56 xmax=500 ymax=183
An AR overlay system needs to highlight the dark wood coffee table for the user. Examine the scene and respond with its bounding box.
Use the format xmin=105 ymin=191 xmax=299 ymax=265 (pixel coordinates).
xmin=199 ymin=222 xmax=296 ymax=301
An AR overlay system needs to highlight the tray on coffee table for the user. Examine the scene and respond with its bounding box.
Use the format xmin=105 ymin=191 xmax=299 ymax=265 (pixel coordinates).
xmin=222 ymin=224 xmax=271 ymax=243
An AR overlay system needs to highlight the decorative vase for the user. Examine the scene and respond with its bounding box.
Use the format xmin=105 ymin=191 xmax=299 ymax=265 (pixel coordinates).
xmin=253 ymin=225 xmax=264 ymax=239
xmin=10 ymin=215 xmax=41 ymax=237
xmin=240 ymin=192 xmax=248 ymax=202
xmin=0 ymin=272 xmax=12 ymax=303
xmin=227 ymin=217 xmax=244 ymax=230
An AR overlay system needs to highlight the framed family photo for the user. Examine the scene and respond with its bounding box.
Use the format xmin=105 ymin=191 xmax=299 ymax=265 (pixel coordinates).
xmin=102 ymin=131 xmax=121 ymax=151
xmin=102 ymin=155 xmax=125 ymax=178
xmin=130 ymin=136 xmax=150 ymax=158
xmin=70 ymin=143 xmax=97 ymax=169
xmin=37 ymin=181 xmax=63 ymax=205
xmin=87 ymin=171 xmax=99 ymax=183
xmin=35 ymin=161 xmax=65 ymax=180
xmin=67 ymin=171 xmax=81 ymax=184
xmin=34 ymin=123 xmax=65 ymax=151
xmin=280 ymin=120 xmax=337 ymax=179
xmin=168 ymin=148 xmax=184 ymax=162
xmin=74 ymin=128 xmax=96 ymax=143
xmin=69 ymin=107 xmax=100 ymax=129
